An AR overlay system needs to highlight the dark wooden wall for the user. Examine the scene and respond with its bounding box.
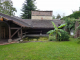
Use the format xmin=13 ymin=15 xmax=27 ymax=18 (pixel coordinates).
xmin=0 ymin=22 xmax=9 ymax=39
xmin=26 ymin=28 xmax=54 ymax=34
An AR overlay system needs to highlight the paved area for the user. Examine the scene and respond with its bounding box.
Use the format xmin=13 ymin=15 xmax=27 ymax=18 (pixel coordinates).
xmin=0 ymin=39 xmax=8 ymax=44
xmin=0 ymin=39 xmax=18 ymax=45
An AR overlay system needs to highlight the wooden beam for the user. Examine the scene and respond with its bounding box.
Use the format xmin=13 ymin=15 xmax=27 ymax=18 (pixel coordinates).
xmin=11 ymin=28 xmax=21 ymax=38
xmin=9 ymin=26 xmax=11 ymax=39
xmin=21 ymin=28 xmax=22 ymax=40
xmin=23 ymin=32 xmax=28 ymax=34
xmin=10 ymin=27 xmax=21 ymax=29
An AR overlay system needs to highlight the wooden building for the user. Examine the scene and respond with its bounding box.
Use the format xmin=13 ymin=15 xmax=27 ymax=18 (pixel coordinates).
xmin=0 ymin=13 xmax=63 ymax=43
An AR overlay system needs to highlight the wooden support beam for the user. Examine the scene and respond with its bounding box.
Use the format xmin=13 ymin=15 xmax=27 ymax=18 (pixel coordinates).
xmin=21 ymin=28 xmax=22 ymax=40
xmin=10 ymin=27 xmax=21 ymax=29
xmin=9 ymin=26 xmax=11 ymax=39
xmin=11 ymin=28 xmax=21 ymax=38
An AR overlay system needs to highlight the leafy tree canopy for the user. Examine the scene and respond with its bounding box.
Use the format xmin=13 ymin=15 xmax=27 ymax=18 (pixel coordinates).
xmin=56 ymin=14 xmax=61 ymax=19
xmin=61 ymin=11 xmax=80 ymax=20
xmin=63 ymin=18 xmax=76 ymax=34
xmin=53 ymin=15 xmax=55 ymax=19
xmin=47 ymin=21 xmax=66 ymax=40
xmin=0 ymin=0 xmax=17 ymax=16
xmin=21 ymin=0 xmax=36 ymax=19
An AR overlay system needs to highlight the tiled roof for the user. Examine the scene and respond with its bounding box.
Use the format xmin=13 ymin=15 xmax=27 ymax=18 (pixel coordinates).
xmin=0 ymin=13 xmax=63 ymax=28
xmin=21 ymin=19 xmax=63 ymax=28
xmin=32 ymin=20 xmax=62 ymax=28
xmin=0 ymin=13 xmax=31 ymax=27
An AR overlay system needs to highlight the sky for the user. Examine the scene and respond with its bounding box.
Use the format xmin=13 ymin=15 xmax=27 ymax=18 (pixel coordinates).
xmin=12 ymin=0 xmax=80 ymax=17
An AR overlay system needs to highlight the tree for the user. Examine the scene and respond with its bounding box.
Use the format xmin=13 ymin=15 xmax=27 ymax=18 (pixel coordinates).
xmin=64 ymin=18 xmax=76 ymax=34
xmin=0 ymin=1 xmax=17 ymax=16
xmin=56 ymin=14 xmax=61 ymax=19
xmin=53 ymin=15 xmax=55 ymax=19
xmin=47 ymin=21 xmax=66 ymax=40
xmin=61 ymin=7 xmax=80 ymax=20
xmin=21 ymin=0 xmax=36 ymax=19
xmin=79 ymin=7 xmax=80 ymax=11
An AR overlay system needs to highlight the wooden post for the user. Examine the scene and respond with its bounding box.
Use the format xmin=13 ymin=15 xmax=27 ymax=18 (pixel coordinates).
xmin=74 ymin=21 xmax=79 ymax=38
xmin=18 ymin=31 xmax=19 ymax=37
xmin=9 ymin=26 xmax=11 ymax=39
xmin=8 ymin=25 xmax=12 ymax=43
xmin=21 ymin=28 xmax=22 ymax=40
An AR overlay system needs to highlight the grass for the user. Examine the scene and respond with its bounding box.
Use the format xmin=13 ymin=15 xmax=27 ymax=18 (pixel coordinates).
xmin=0 ymin=38 xmax=80 ymax=60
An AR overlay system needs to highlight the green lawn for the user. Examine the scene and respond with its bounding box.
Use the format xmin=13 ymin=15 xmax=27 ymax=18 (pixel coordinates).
xmin=0 ymin=38 xmax=80 ymax=60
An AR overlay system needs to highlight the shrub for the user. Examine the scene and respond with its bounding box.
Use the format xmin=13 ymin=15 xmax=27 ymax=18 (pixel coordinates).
xmin=38 ymin=37 xmax=48 ymax=41
xmin=77 ymin=37 xmax=80 ymax=39
xmin=49 ymin=36 xmax=56 ymax=41
xmin=77 ymin=39 xmax=80 ymax=44
xmin=57 ymin=31 xmax=70 ymax=41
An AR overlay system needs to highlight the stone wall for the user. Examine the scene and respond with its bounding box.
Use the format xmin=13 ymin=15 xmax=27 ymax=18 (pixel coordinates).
xmin=74 ymin=21 xmax=80 ymax=38
xmin=31 ymin=16 xmax=52 ymax=20
xmin=31 ymin=11 xmax=53 ymax=20
xmin=32 ymin=11 xmax=52 ymax=16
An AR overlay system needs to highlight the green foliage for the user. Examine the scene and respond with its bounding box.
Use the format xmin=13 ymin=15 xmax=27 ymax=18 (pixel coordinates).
xmin=21 ymin=0 xmax=36 ymax=19
xmin=77 ymin=38 xmax=80 ymax=44
xmin=49 ymin=36 xmax=56 ymax=41
xmin=76 ymin=25 xmax=80 ymax=30
xmin=47 ymin=21 xmax=66 ymax=41
xmin=58 ymin=23 xmax=66 ymax=28
xmin=61 ymin=11 xmax=80 ymax=19
xmin=53 ymin=15 xmax=55 ymax=19
xmin=63 ymin=18 xmax=76 ymax=33
xmin=69 ymin=11 xmax=80 ymax=19
xmin=57 ymin=31 xmax=70 ymax=41
xmin=0 ymin=1 xmax=17 ymax=16
xmin=77 ymin=41 xmax=80 ymax=44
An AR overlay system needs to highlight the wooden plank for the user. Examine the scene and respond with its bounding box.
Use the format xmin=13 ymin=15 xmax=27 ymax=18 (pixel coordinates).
xmin=26 ymin=34 xmax=49 ymax=37
xmin=21 ymin=28 xmax=22 ymax=40
xmin=10 ymin=27 xmax=21 ymax=29
xmin=23 ymin=32 xmax=28 ymax=34
xmin=9 ymin=26 xmax=11 ymax=39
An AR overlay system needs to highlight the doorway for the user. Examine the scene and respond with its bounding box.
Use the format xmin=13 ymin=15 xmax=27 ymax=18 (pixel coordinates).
xmin=1 ymin=27 xmax=5 ymax=39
